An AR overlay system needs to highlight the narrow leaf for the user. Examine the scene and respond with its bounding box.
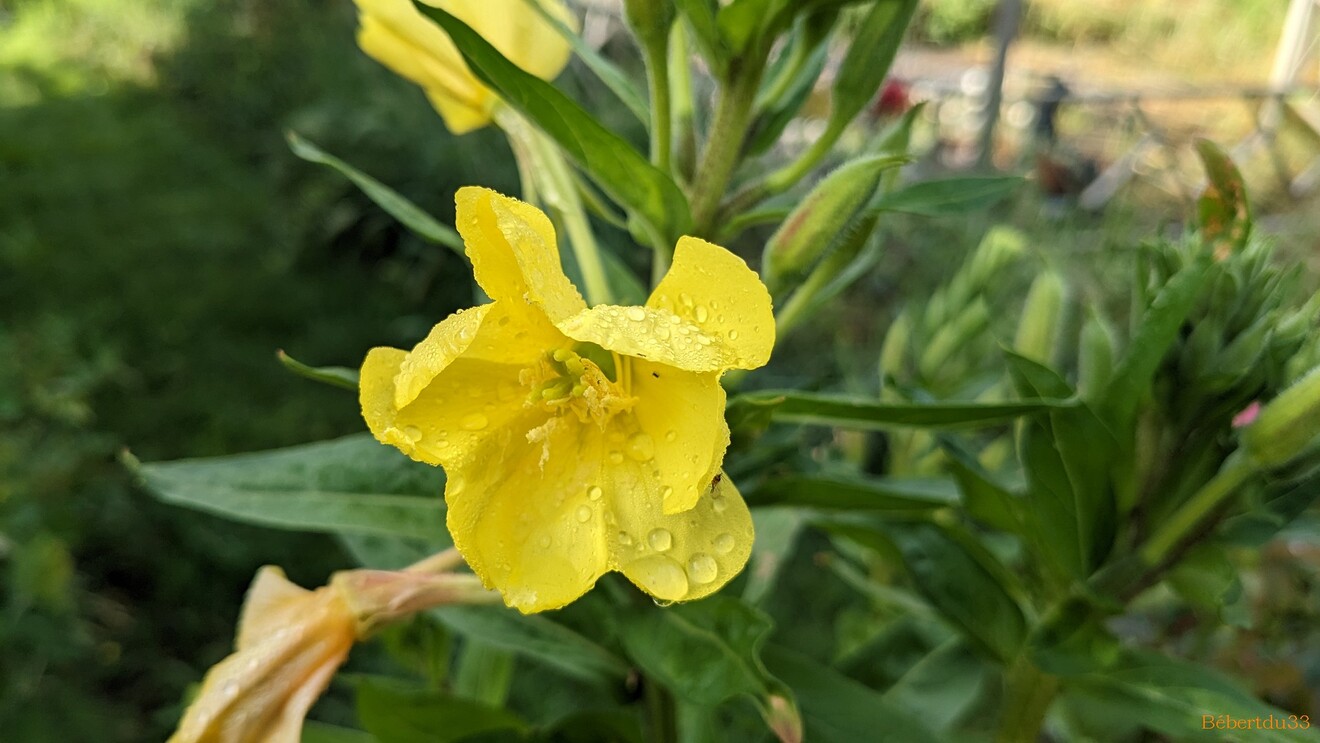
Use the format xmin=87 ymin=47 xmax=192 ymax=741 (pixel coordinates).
xmin=129 ymin=435 xmax=448 ymax=542
xmin=828 ymin=0 xmax=919 ymax=133
xmin=730 ymin=390 xmax=1076 ymax=430
xmin=868 ymin=176 xmax=1023 ymax=216
xmin=356 ymin=679 xmax=527 ymax=743
xmin=287 ymin=132 xmax=463 ymax=253
xmin=277 ymin=349 xmax=358 ymax=391
xmin=433 ymin=605 xmax=631 ymax=686
xmin=414 ymin=3 xmax=691 ymax=243
xmin=749 ymin=473 xmax=958 ymax=511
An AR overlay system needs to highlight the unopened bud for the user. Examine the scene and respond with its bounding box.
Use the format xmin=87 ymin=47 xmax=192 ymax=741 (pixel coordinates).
xmin=1015 ymin=271 xmax=1066 ymax=364
xmin=764 ymin=694 xmax=803 ymax=743
xmin=1078 ymin=314 xmax=1116 ymax=398
xmin=763 ymin=155 xmax=905 ymax=288
xmin=1242 ymin=364 xmax=1320 ymax=467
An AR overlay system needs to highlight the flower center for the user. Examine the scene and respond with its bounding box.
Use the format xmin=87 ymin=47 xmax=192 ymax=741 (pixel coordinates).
xmin=521 ymin=343 xmax=635 ymax=425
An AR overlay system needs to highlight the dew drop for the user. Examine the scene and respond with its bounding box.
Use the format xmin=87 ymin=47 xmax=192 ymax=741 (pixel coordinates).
xmin=627 ymin=432 xmax=656 ymax=461
xmin=679 ymin=292 xmax=694 ymax=307
xmin=696 ymin=334 xmax=712 ymax=346
xmin=461 ymin=412 xmax=488 ymax=430
xmin=695 ymin=305 xmax=709 ymax=323
xmin=588 ymin=485 xmax=603 ymax=501
xmin=728 ymin=329 xmax=739 ymax=340
xmin=575 ymin=505 xmax=592 ymax=523
xmin=609 ymin=451 xmax=624 ymax=464
xmin=538 ymin=534 xmax=552 ymax=548
xmin=712 ymin=495 xmax=728 ymax=513
xmin=222 ymin=680 xmax=239 ymax=700
xmin=402 ymin=425 xmax=423 ymax=443
xmin=626 ymin=553 xmax=688 ymax=601
xmin=713 ymin=533 xmax=736 ymax=554
xmin=618 ymin=531 xmax=633 ymax=547
xmin=655 ymin=325 xmax=671 ymax=340
xmin=665 ymin=430 xmax=677 ymax=442
xmin=660 ymin=485 xmax=673 ymax=500
xmin=688 ymin=553 xmax=718 ymax=584
xmin=626 ymin=306 xmax=647 ymax=321
xmin=647 ymin=528 xmax=673 ymax=552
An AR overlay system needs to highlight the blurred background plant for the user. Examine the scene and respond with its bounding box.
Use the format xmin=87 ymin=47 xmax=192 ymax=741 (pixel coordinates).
xmin=4 ymin=0 xmax=1320 ymax=741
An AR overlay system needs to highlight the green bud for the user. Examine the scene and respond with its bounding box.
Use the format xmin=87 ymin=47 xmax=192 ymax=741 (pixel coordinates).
xmin=878 ymin=310 xmax=912 ymax=386
xmin=1242 ymin=364 xmax=1320 ymax=467
xmin=762 ymin=154 xmax=904 ymax=289
xmin=1078 ymin=314 xmax=1116 ymax=399
xmin=1014 ymin=271 xmax=1066 ymax=365
xmin=622 ymin=0 xmax=675 ymax=45
xmin=919 ymin=299 xmax=990 ymax=380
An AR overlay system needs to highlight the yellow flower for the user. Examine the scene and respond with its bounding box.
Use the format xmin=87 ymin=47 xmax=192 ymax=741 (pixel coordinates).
xmin=353 ymin=0 xmax=575 ymax=134
xmin=360 ymin=187 xmax=775 ymax=613
xmin=168 ymin=567 xmax=356 ymax=743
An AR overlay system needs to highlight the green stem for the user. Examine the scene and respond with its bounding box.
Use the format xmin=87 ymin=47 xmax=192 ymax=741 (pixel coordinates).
xmin=690 ymin=59 xmax=765 ymax=237
xmin=497 ymin=108 xmax=614 ymax=306
xmin=1138 ymin=453 xmax=1256 ymax=567
xmin=641 ymin=33 xmax=673 ymax=173
xmin=669 ymin=24 xmax=697 ymax=183
xmin=995 ymin=656 xmax=1060 ymax=743
xmin=643 ymin=677 xmax=678 ymax=743
xmin=725 ymin=116 xmax=846 ymax=216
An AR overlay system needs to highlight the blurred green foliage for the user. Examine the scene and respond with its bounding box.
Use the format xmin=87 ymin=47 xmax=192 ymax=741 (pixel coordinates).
xmin=0 ymin=0 xmax=517 ymax=738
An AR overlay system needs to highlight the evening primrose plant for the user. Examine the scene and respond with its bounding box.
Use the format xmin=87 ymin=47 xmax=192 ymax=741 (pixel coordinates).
xmin=131 ymin=2 xmax=1320 ymax=742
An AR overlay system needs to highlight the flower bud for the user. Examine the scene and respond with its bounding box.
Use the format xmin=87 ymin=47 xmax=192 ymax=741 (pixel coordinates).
xmin=763 ymin=155 xmax=904 ymax=289
xmin=1242 ymin=364 xmax=1320 ymax=467
xmin=1014 ymin=270 xmax=1066 ymax=365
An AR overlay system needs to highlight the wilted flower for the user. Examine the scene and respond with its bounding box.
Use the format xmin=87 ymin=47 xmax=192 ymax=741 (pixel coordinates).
xmin=361 ymin=187 xmax=774 ymax=613
xmin=353 ymin=0 xmax=575 ymax=134
xmin=169 ymin=559 xmax=493 ymax=742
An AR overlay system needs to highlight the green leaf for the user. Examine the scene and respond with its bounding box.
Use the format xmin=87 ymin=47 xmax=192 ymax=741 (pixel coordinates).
xmin=286 ymin=132 xmax=463 ymax=254
xmin=1218 ymin=468 xmax=1320 ymax=547
xmin=620 ymin=598 xmax=799 ymax=738
xmin=828 ymin=522 xmax=1027 ymax=661
xmin=938 ymin=437 xmax=1023 ymax=533
xmin=828 ymin=0 xmax=919 ymax=135
xmin=729 ymin=390 xmax=1077 ymax=431
xmin=130 ymin=435 xmax=448 ymax=543
xmin=1195 ymin=139 xmax=1252 ymax=259
xmin=414 ymin=3 xmax=691 ymax=244
xmin=276 ymin=349 xmax=358 ymax=390
xmin=763 ymin=645 xmax=943 ymax=743
xmin=302 ymin=722 xmax=378 ymax=743
xmin=519 ymin=0 xmax=649 ymax=126
xmin=743 ymin=508 xmax=806 ymax=604
xmin=1166 ymin=544 xmax=1249 ymax=627
xmin=882 ymin=639 xmax=989 ymax=731
xmin=453 ymin=639 xmax=515 ymax=707
xmin=1064 ymin=650 xmax=1320 ymax=743
xmin=432 ymin=605 xmax=631 ymax=687
xmin=748 ymin=473 xmax=957 ymax=511
xmin=356 ymin=678 xmax=528 ymax=743
xmin=675 ymin=0 xmax=727 ymax=73
xmin=746 ymin=17 xmax=834 ymax=156
xmin=1101 ymin=258 xmax=1213 ymax=430
xmin=868 ymin=176 xmax=1024 ymax=216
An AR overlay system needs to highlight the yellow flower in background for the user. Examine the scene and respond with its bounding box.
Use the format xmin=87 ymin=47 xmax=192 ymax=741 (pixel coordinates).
xmin=168 ymin=567 xmax=355 ymax=743
xmin=354 ymin=0 xmax=575 ymax=134
xmin=361 ymin=187 xmax=775 ymax=613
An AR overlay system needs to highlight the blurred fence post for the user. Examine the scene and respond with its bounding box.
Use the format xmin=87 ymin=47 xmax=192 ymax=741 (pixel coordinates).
xmin=976 ymin=0 xmax=1022 ymax=170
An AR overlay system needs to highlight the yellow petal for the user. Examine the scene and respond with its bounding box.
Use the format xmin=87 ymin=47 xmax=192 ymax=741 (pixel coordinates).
xmin=556 ymin=304 xmax=737 ymax=373
xmin=393 ymin=305 xmax=492 ymax=409
xmin=454 ymin=187 xmax=588 ymax=321
xmin=445 ymin=416 xmax=611 ymax=613
xmin=647 ymin=236 xmax=775 ymax=370
xmin=169 ymin=568 xmax=355 ymax=743
xmin=629 ymin=360 xmax=729 ymax=514
xmin=613 ymin=473 xmax=754 ymax=603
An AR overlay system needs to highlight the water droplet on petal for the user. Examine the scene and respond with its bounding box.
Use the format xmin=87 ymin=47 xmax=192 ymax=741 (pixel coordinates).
xmin=627 ymin=432 xmax=655 ymax=461
xmin=695 ymin=305 xmax=709 ymax=323
xmin=655 ymin=325 xmax=671 ymax=340
xmin=626 ymin=307 xmax=646 ymax=321
xmin=576 ymin=505 xmax=592 ymax=523
xmin=618 ymin=531 xmax=633 ymax=546
xmin=679 ymin=293 xmax=693 ymax=308
xmin=713 ymin=533 xmax=736 ymax=554
xmin=588 ymin=485 xmax=603 ymax=501
xmin=538 ymin=535 xmax=552 ymax=548
xmin=712 ymin=495 xmax=728 ymax=513
xmin=627 ymin=553 xmax=688 ymax=601
xmin=222 ymin=680 xmax=239 ymax=699
xmin=402 ymin=425 xmax=422 ymax=443
xmin=461 ymin=412 xmax=488 ymax=430
xmin=660 ymin=485 xmax=673 ymax=500
xmin=647 ymin=528 xmax=673 ymax=552
xmin=665 ymin=430 xmax=677 ymax=442
xmin=609 ymin=451 xmax=624 ymax=464
xmin=728 ymin=329 xmax=739 ymax=340
xmin=688 ymin=553 xmax=718 ymax=584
